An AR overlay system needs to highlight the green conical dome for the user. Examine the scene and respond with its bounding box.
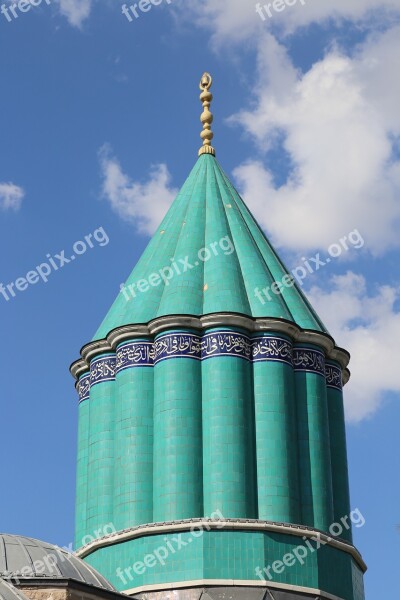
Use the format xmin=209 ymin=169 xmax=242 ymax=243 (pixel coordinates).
xmin=73 ymin=83 xmax=365 ymax=600
xmin=94 ymin=154 xmax=327 ymax=341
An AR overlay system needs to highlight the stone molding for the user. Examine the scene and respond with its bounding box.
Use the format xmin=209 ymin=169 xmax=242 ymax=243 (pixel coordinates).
xmin=71 ymin=314 xmax=350 ymax=385
xmin=125 ymin=580 xmax=346 ymax=600
xmin=75 ymin=518 xmax=366 ymax=572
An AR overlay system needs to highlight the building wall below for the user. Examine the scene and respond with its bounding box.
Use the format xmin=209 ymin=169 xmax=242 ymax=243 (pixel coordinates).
xmin=129 ymin=585 xmax=355 ymax=600
xmin=18 ymin=588 xmax=67 ymax=600
xmin=83 ymin=528 xmax=365 ymax=600
xmin=16 ymin=582 xmax=124 ymax=600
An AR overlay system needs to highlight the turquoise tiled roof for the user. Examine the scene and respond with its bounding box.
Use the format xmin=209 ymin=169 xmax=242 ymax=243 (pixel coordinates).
xmin=94 ymin=154 xmax=328 ymax=340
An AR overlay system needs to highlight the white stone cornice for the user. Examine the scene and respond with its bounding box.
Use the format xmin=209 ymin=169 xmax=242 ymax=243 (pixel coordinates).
xmin=123 ymin=579 xmax=346 ymax=600
xmin=70 ymin=313 xmax=351 ymax=384
xmin=200 ymin=313 xmax=254 ymax=331
xmin=108 ymin=324 xmax=154 ymax=347
xmin=75 ymin=518 xmax=366 ymax=573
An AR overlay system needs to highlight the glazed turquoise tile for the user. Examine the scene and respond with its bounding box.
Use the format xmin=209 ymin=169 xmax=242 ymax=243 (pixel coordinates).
xmin=85 ymin=529 xmax=360 ymax=599
xmin=93 ymin=155 xmax=329 ymax=341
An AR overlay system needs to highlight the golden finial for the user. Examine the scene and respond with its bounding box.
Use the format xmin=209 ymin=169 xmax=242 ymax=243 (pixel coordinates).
xmin=198 ymin=72 xmax=216 ymax=157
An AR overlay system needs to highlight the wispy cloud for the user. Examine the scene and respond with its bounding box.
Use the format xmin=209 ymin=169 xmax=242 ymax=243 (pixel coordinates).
xmin=0 ymin=182 xmax=24 ymax=212
xmin=57 ymin=0 xmax=92 ymax=27
xmin=227 ymin=28 xmax=400 ymax=255
xmin=308 ymin=272 xmax=400 ymax=422
xmin=98 ymin=144 xmax=177 ymax=235
xmin=183 ymin=0 xmax=400 ymax=44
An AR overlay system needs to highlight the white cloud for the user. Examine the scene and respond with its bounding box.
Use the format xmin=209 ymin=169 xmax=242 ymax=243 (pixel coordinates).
xmin=0 ymin=182 xmax=24 ymax=212
xmin=230 ymin=28 xmax=400 ymax=254
xmin=182 ymin=0 xmax=262 ymax=45
xmin=57 ymin=0 xmax=92 ymax=27
xmin=183 ymin=0 xmax=400 ymax=43
xmin=267 ymin=0 xmax=400 ymax=34
xmin=98 ymin=145 xmax=177 ymax=235
xmin=37 ymin=0 xmax=400 ymax=37
xmin=308 ymin=272 xmax=400 ymax=422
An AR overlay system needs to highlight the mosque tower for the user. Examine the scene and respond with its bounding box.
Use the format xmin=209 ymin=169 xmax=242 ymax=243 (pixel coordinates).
xmin=70 ymin=74 xmax=366 ymax=600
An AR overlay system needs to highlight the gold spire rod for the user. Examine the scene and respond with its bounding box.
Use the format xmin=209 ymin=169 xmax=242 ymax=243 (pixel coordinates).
xmin=199 ymin=72 xmax=216 ymax=157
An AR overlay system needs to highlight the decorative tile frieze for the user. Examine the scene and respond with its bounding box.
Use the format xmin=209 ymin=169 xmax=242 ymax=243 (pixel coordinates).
xmin=293 ymin=347 xmax=325 ymax=376
xmin=77 ymin=373 xmax=90 ymax=403
xmin=90 ymin=355 xmax=116 ymax=387
xmin=252 ymin=336 xmax=293 ymax=366
xmin=202 ymin=331 xmax=252 ymax=361
xmin=325 ymin=363 xmax=343 ymax=391
xmin=154 ymin=333 xmax=202 ymax=364
xmin=116 ymin=341 xmax=155 ymax=373
xmin=78 ymin=334 xmax=343 ymax=400
xmin=71 ymin=314 xmax=352 ymax=382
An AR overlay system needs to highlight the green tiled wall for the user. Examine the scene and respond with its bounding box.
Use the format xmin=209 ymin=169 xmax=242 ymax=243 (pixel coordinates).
xmin=295 ymin=346 xmax=334 ymax=531
xmin=202 ymin=338 xmax=256 ymax=518
xmin=114 ymin=345 xmax=154 ymax=530
xmin=351 ymin=560 xmax=366 ymax=600
xmin=327 ymin=366 xmax=352 ymax=542
xmin=75 ymin=389 xmax=89 ymax=546
xmin=153 ymin=336 xmax=203 ymax=521
xmin=86 ymin=357 xmax=115 ymax=534
xmin=253 ymin=341 xmax=300 ymax=523
xmin=75 ymin=339 xmax=353 ymax=539
xmin=85 ymin=529 xmax=362 ymax=600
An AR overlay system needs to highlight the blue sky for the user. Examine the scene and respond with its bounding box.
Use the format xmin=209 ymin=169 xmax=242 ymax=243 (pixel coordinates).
xmin=0 ymin=0 xmax=399 ymax=596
